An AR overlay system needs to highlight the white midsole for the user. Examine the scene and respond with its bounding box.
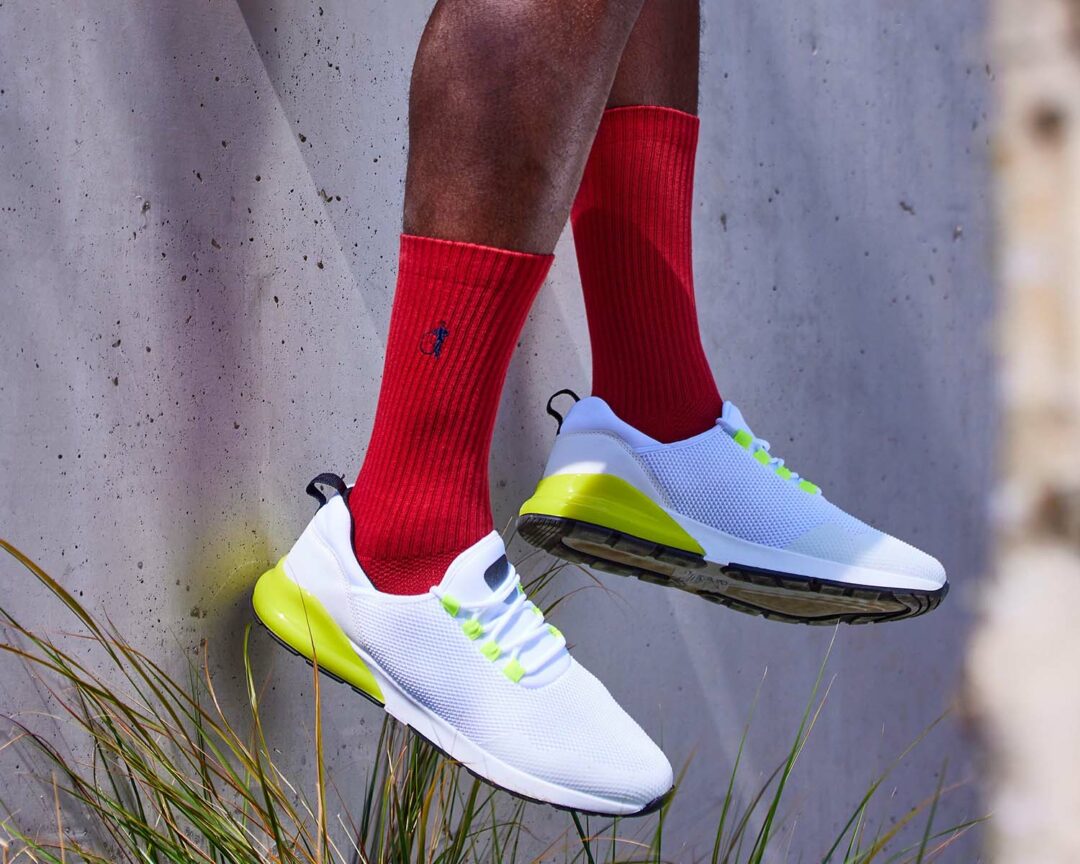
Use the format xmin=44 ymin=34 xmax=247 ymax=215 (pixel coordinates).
xmin=340 ymin=635 xmax=652 ymax=815
xmin=666 ymin=508 xmax=945 ymax=593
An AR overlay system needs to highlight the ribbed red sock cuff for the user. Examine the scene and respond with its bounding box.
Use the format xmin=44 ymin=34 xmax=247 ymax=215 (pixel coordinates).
xmin=573 ymin=105 xmax=699 ymax=230
xmin=398 ymin=233 xmax=554 ymax=287
xmin=585 ymin=104 xmax=699 ymax=145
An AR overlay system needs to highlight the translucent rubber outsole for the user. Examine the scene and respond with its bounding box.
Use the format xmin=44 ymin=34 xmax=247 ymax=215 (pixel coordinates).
xmin=517 ymin=513 xmax=948 ymax=625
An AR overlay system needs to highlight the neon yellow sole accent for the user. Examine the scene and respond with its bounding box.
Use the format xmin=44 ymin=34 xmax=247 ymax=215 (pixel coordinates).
xmin=519 ymin=473 xmax=704 ymax=556
xmin=252 ymin=559 xmax=384 ymax=704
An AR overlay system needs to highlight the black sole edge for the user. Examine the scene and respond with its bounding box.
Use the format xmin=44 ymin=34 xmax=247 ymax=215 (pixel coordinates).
xmin=253 ymin=616 xmax=670 ymax=819
xmin=516 ymin=513 xmax=948 ymax=626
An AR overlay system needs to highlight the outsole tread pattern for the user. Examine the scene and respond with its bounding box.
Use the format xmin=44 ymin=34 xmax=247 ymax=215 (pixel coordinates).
xmin=517 ymin=514 xmax=947 ymax=625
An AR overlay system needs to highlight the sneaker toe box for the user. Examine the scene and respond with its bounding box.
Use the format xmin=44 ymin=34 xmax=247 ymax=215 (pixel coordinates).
xmin=785 ymin=522 xmax=947 ymax=592
xmin=506 ymin=662 xmax=673 ymax=812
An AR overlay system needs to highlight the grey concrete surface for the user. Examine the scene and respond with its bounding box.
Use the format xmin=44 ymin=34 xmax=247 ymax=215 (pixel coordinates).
xmin=0 ymin=0 xmax=993 ymax=859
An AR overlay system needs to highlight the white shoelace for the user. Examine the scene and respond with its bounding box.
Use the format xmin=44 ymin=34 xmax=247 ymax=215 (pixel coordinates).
xmin=431 ymin=575 xmax=565 ymax=677
xmin=716 ymin=417 xmax=806 ymax=484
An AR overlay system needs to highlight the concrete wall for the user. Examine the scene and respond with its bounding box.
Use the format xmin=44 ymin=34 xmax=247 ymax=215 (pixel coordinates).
xmin=0 ymin=0 xmax=993 ymax=858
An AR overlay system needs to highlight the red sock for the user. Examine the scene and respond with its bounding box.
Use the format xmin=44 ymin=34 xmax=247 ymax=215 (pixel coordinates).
xmin=351 ymin=234 xmax=551 ymax=594
xmin=572 ymin=105 xmax=721 ymax=443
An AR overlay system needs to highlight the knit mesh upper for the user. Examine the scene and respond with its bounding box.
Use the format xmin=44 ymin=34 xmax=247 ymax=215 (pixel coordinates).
xmin=348 ymin=589 xmax=672 ymax=805
xmin=638 ymin=429 xmax=868 ymax=548
xmin=635 ymin=422 xmax=944 ymax=583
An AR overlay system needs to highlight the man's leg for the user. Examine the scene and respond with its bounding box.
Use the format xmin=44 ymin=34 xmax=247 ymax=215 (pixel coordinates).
xmin=256 ymin=0 xmax=673 ymax=815
xmin=518 ymin=0 xmax=949 ymax=624
xmin=571 ymin=0 xmax=722 ymax=443
xmin=606 ymin=0 xmax=699 ymax=113
xmin=352 ymin=0 xmax=646 ymax=594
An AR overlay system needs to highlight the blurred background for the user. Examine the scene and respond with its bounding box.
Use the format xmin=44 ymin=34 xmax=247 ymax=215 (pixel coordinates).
xmin=2 ymin=0 xmax=1072 ymax=860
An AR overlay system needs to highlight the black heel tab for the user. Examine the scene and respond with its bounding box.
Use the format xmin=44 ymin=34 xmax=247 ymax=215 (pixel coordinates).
xmin=306 ymin=472 xmax=348 ymax=508
xmin=545 ymin=389 xmax=580 ymax=434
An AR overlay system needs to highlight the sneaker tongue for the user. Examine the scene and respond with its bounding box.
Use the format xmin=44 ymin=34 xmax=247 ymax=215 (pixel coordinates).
xmin=439 ymin=532 xmax=515 ymax=604
xmin=720 ymin=400 xmax=755 ymax=437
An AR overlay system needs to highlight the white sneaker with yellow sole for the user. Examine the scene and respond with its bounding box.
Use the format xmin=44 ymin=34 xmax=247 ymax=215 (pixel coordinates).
xmin=517 ymin=396 xmax=948 ymax=625
xmin=253 ymin=475 xmax=673 ymax=815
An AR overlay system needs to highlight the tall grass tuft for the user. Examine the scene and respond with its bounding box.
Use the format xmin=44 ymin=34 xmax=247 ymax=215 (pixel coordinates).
xmin=0 ymin=539 xmax=982 ymax=862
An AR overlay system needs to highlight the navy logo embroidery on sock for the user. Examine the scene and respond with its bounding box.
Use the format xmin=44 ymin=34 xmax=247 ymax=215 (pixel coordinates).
xmin=419 ymin=321 xmax=449 ymax=357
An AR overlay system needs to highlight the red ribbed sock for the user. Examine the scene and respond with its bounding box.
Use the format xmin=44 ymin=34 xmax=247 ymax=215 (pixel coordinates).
xmin=351 ymin=234 xmax=551 ymax=594
xmin=572 ymin=105 xmax=721 ymax=443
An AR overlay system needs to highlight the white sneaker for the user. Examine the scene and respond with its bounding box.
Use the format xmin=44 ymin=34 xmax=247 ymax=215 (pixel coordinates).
xmin=253 ymin=475 xmax=673 ymax=815
xmin=518 ymin=396 xmax=948 ymax=625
